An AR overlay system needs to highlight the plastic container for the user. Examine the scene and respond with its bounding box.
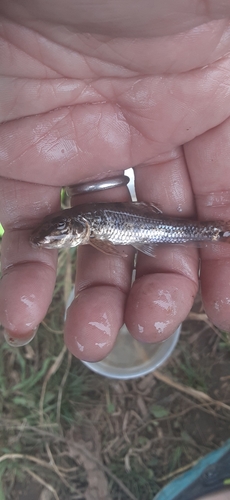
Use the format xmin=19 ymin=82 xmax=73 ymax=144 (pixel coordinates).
xmin=66 ymin=289 xmax=180 ymax=380
xmin=83 ymin=323 xmax=180 ymax=379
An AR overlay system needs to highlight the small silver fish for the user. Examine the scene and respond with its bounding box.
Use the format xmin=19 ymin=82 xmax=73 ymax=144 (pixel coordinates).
xmin=30 ymin=202 xmax=230 ymax=257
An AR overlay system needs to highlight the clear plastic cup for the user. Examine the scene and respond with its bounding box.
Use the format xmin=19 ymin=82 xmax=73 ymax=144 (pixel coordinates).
xmin=66 ymin=289 xmax=181 ymax=380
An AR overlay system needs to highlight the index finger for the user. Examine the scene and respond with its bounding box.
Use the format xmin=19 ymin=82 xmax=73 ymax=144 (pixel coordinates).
xmin=184 ymin=117 xmax=230 ymax=331
xmin=0 ymin=177 xmax=60 ymax=343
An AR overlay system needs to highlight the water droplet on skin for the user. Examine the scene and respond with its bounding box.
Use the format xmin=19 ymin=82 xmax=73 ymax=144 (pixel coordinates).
xmin=215 ymin=298 xmax=230 ymax=311
xmin=20 ymin=294 xmax=35 ymax=308
xmin=138 ymin=324 xmax=144 ymax=333
xmin=153 ymin=290 xmax=177 ymax=316
xmin=89 ymin=312 xmax=111 ymax=336
xmin=177 ymin=205 xmax=183 ymax=213
xmin=154 ymin=321 xmax=170 ymax=334
xmin=4 ymin=308 xmax=14 ymax=330
xmin=76 ymin=341 xmax=84 ymax=352
xmin=95 ymin=342 xmax=107 ymax=348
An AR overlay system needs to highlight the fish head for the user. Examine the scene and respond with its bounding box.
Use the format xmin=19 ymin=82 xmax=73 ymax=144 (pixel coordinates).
xmin=31 ymin=214 xmax=89 ymax=249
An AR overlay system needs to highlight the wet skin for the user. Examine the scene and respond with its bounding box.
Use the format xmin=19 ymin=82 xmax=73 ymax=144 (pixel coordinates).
xmin=1 ymin=1 xmax=230 ymax=360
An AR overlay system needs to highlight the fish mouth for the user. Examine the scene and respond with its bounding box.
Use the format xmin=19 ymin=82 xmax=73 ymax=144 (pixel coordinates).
xmin=30 ymin=228 xmax=59 ymax=247
xmin=30 ymin=236 xmax=54 ymax=248
xmin=30 ymin=231 xmax=77 ymax=249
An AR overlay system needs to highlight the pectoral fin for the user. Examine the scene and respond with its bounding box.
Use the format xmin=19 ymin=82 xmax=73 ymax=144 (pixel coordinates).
xmin=132 ymin=242 xmax=157 ymax=257
xmin=133 ymin=201 xmax=163 ymax=214
xmin=89 ymin=239 xmax=128 ymax=257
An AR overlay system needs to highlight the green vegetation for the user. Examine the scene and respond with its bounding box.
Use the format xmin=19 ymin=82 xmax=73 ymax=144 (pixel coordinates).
xmin=219 ymin=331 xmax=230 ymax=352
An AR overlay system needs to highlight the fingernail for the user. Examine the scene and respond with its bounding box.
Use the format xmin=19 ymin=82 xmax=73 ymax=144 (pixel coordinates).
xmin=4 ymin=327 xmax=38 ymax=347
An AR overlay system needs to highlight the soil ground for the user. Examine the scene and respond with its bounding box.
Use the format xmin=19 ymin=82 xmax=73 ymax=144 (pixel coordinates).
xmin=2 ymin=302 xmax=230 ymax=500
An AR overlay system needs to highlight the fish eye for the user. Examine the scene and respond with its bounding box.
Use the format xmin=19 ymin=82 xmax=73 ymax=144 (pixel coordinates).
xmin=56 ymin=221 xmax=67 ymax=230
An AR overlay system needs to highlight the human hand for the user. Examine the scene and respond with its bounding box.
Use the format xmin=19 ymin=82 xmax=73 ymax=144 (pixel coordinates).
xmin=1 ymin=0 xmax=230 ymax=361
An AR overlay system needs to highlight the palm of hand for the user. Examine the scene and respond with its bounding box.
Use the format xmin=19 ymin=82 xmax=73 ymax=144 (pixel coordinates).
xmin=1 ymin=8 xmax=230 ymax=360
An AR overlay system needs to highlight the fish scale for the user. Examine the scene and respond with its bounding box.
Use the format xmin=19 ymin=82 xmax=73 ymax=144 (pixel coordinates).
xmin=31 ymin=201 xmax=230 ymax=255
xmin=84 ymin=210 xmax=221 ymax=244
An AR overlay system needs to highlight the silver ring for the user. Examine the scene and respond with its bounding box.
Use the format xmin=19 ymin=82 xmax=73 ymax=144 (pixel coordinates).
xmin=66 ymin=175 xmax=130 ymax=197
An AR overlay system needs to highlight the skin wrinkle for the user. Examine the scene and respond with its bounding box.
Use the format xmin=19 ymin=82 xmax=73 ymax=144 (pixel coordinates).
xmin=38 ymin=134 xmax=77 ymax=163
xmin=1 ymin=258 xmax=57 ymax=278
xmin=3 ymin=14 xmax=228 ymax=70
xmin=0 ymin=57 xmax=228 ymax=133
xmin=121 ymin=86 xmax=185 ymax=146
xmin=1 ymin=28 xmax=61 ymax=78
xmin=38 ymin=29 xmax=130 ymax=78
xmin=32 ymin=113 xmax=80 ymax=171
xmin=57 ymin=35 xmax=130 ymax=78
xmin=139 ymin=266 xmax=198 ymax=284
xmin=1 ymin=111 xmax=68 ymax=173
xmin=32 ymin=107 xmax=71 ymax=137
xmin=2 ymin=209 xmax=48 ymax=229
xmin=77 ymin=273 xmax=129 ymax=296
xmin=125 ymin=111 xmax=162 ymax=145
xmin=0 ymin=183 xmax=60 ymax=230
xmin=99 ymin=40 xmax=141 ymax=72
xmin=4 ymin=146 xmax=29 ymax=174
xmin=141 ymin=148 xmax=184 ymax=167
xmin=52 ymin=24 xmax=230 ymax=75
xmin=75 ymin=108 xmax=101 ymax=144
xmin=71 ymin=48 xmax=131 ymax=78
xmin=76 ymin=280 xmax=130 ymax=298
xmin=1 ymin=28 xmax=228 ymax=123
xmin=80 ymin=45 xmax=127 ymax=79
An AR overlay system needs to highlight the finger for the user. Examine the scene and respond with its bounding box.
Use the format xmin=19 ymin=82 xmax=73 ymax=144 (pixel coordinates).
xmin=184 ymin=117 xmax=230 ymax=331
xmin=125 ymin=152 xmax=199 ymax=341
xmin=3 ymin=0 xmax=230 ymax=38
xmin=2 ymin=21 xmax=230 ymax=123
xmin=0 ymin=105 xmax=141 ymax=185
xmin=64 ymin=184 xmax=134 ymax=361
xmin=2 ymin=54 xmax=230 ymax=186
xmin=0 ymin=177 xmax=60 ymax=340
